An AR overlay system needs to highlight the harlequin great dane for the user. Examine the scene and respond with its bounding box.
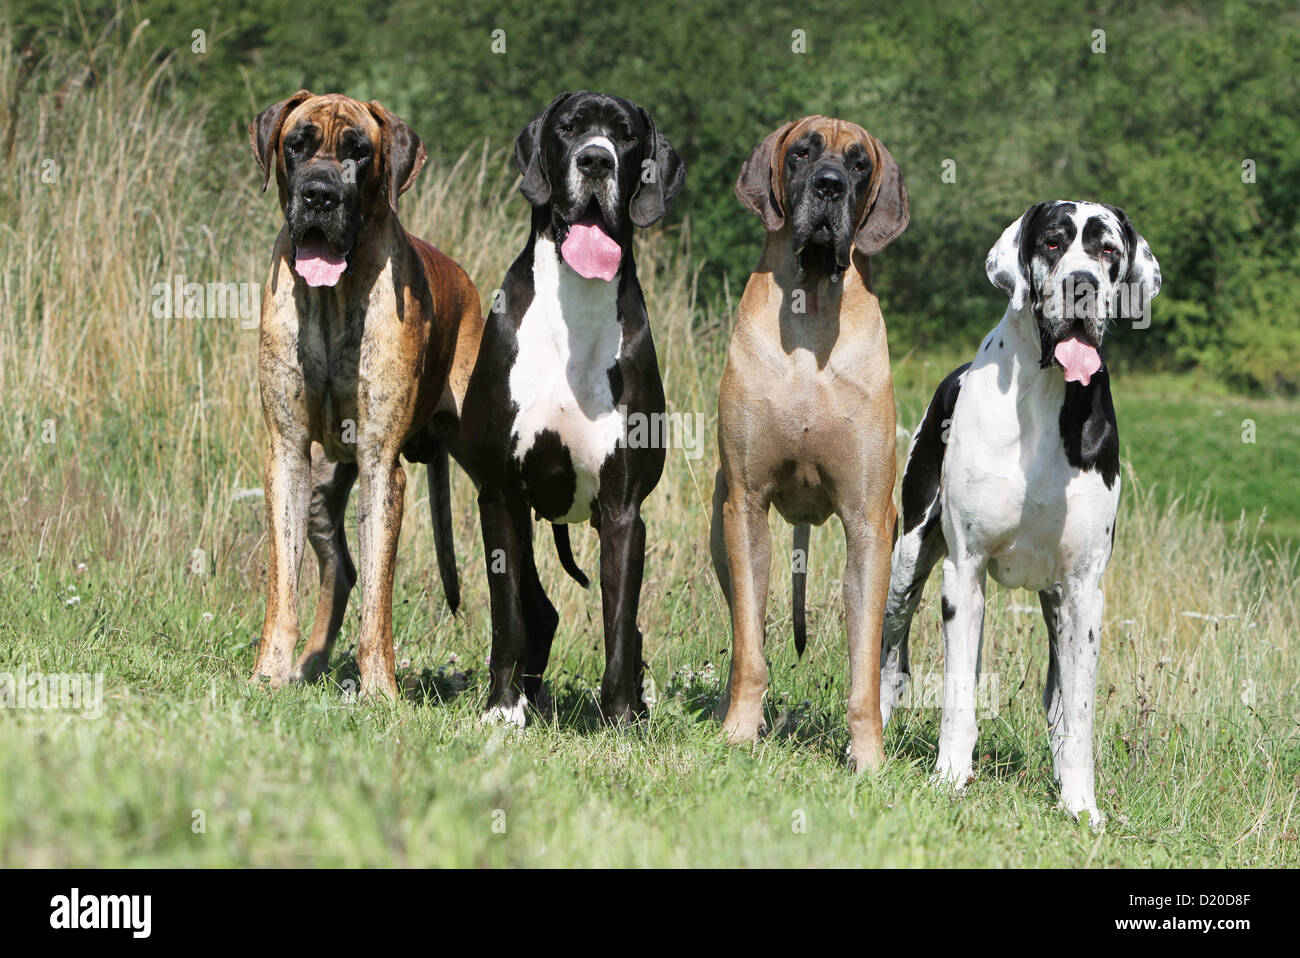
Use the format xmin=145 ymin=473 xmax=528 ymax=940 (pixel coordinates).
xmin=710 ymin=116 xmax=910 ymax=773
xmin=880 ymin=200 xmax=1161 ymax=822
xmin=248 ymin=92 xmax=483 ymax=698
xmin=458 ymin=91 xmax=684 ymax=725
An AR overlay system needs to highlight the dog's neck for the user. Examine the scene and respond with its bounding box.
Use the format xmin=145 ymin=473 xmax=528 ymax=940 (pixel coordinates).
xmin=980 ymin=301 xmax=1073 ymax=405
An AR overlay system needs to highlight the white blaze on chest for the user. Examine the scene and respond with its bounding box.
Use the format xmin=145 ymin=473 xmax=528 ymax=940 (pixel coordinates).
xmin=509 ymin=234 xmax=624 ymax=523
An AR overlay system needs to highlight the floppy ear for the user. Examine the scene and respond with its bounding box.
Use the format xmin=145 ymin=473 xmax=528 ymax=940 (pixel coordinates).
xmin=985 ymin=202 xmax=1048 ymax=310
xmin=854 ymin=136 xmax=910 ymax=256
xmin=735 ymin=120 xmax=797 ymax=232
xmin=1103 ymin=204 xmax=1162 ymax=307
xmin=368 ymin=101 xmax=427 ymax=212
xmin=249 ymin=89 xmax=312 ymax=201
xmin=514 ymin=92 xmax=573 ymax=207
xmin=629 ymin=106 xmax=685 ymax=228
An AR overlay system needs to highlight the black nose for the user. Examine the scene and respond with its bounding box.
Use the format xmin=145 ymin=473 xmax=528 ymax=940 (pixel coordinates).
xmin=576 ymin=146 xmax=615 ymax=178
xmin=301 ymin=179 xmax=341 ymax=211
xmin=1065 ymin=270 xmax=1100 ymax=315
xmin=812 ymin=166 xmax=847 ymax=199
xmin=1066 ymin=270 xmax=1099 ymax=296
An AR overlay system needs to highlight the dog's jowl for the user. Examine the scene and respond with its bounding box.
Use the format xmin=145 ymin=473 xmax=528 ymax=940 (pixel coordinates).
xmin=249 ymin=92 xmax=483 ymax=699
xmin=459 ymin=91 xmax=684 ymax=725
xmin=880 ymin=200 xmax=1161 ymax=822
xmin=710 ymin=116 xmax=909 ymax=773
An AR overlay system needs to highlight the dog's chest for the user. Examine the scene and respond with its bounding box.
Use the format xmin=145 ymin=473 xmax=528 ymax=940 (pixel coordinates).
xmin=509 ymin=237 xmax=624 ymax=523
xmin=943 ymin=351 xmax=1119 ymax=589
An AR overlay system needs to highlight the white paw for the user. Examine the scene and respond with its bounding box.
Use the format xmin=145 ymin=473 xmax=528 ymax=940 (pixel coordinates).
xmin=1063 ymin=797 xmax=1105 ymax=829
xmin=929 ymin=761 xmax=975 ymax=794
xmin=479 ymin=697 xmax=528 ymax=728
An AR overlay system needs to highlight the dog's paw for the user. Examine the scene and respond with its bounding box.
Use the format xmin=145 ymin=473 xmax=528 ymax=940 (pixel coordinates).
xmin=1061 ymin=796 xmax=1106 ymax=829
xmin=929 ymin=762 xmax=975 ymax=794
xmin=480 ymin=698 xmax=528 ymax=729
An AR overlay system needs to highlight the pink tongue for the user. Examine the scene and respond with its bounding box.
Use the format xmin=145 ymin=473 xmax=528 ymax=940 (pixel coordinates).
xmin=561 ymin=221 xmax=622 ymax=281
xmin=294 ymin=234 xmax=346 ymax=287
xmin=1054 ymin=337 xmax=1102 ymax=386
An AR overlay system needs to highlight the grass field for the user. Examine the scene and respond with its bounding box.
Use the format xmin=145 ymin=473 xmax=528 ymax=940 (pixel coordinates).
xmin=1 ymin=34 xmax=1297 ymax=867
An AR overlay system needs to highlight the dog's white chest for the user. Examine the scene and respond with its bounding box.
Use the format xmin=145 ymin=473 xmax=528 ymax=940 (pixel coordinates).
xmin=943 ymin=341 xmax=1119 ymax=590
xmin=509 ymin=236 xmax=623 ymax=523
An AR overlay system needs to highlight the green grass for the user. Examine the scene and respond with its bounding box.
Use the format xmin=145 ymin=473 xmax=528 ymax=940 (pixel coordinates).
xmin=2 ymin=367 xmax=1297 ymax=867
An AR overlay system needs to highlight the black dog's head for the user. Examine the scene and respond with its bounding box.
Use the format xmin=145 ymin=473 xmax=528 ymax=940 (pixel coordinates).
xmin=514 ymin=91 xmax=685 ymax=282
xmin=986 ymin=200 xmax=1162 ymax=384
xmin=736 ymin=115 xmax=909 ymax=281
xmin=250 ymin=91 xmax=426 ymax=287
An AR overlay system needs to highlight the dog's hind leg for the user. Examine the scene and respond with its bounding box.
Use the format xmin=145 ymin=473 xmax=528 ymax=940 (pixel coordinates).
xmin=709 ymin=469 xmax=733 ymax=606
xmin=880 ymin=513 xmax=946 ymax=726
xmin=295 ymin=446 xmax=358 ymax=683
xmin=881 ymin=366 xmax=965 ymax=726
xmin=521 ymin=538 xmax=560 ymax=713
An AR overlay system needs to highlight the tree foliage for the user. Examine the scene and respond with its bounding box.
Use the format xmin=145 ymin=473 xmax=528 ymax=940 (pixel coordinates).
xmin=9 ymin=0 xmax=1298 ymax=390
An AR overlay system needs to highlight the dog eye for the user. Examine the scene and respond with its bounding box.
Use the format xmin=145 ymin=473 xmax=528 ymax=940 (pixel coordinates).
xmin=1101 ymin=245 xmax=1119 ymax=258
xmin=792 ymin=148 xmax=810 ymax=160
xmin=852 ymin=160 xmax=869 ymax=174
xmin=557 ymin=120 xmax=574 ymax=134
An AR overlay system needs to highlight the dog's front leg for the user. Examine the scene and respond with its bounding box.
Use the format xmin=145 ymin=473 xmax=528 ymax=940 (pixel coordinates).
xmin=718 ymin=485 xmax=772 ymax=743
xmin=353 ymin=445 xmax=404 ymax=700
xmin=934 ymin=553 xmax=987 ymax=790
xmin=841 ymin=510 xmax=893 ymax=773
xmin=253 ymin=432 xmax=312 ymax=687
xmin=1043 ymin=582 xmax=1105 ymax=825
xmin=597 ymin=504 xmax=648 ymax=723
xmin=478 ymin=489 xmax=530 ymax=725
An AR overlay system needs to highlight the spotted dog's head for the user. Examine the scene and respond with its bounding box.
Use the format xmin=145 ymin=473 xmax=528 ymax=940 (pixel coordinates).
xmin=250 ymin=91 xmax=427 ymax=287
xmin=736 ymin=116 xmax=909 ymax=281
xmin=514 ymin=91 xmax=685 ymax=282
xmin=986 ymin=200 xmax=1161 ymax=385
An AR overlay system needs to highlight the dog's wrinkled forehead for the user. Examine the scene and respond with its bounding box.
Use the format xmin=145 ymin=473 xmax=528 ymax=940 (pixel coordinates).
xmin=282 ymin=95 xmax=381 ymax=157
xmin=776 ymin=117 xmax=875 ymax=181
xmin=548 ymin=92 xmax=644 ymax=152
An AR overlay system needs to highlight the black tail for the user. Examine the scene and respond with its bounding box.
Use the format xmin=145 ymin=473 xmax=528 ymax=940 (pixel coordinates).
xmin=552 ymin=523 xmax=589 ymax=588
xmin=427 ymin=443 xmax=461 ymax=613
xmin=793 ymin=523 xmax=810 ymax=656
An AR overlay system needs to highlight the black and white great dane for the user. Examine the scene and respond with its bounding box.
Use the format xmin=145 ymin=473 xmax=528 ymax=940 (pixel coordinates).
xmin=879 ymin=200 xmax=1161 ymax=823
xmin=459 ymin=91 xmax=684 ymax=725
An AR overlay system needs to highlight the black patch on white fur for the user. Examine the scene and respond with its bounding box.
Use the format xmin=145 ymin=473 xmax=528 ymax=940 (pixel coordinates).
xmin=900 ymin=363 xmax=970 ymax=534
xmin=1058 ymin=366 xmax=1120 ymax=489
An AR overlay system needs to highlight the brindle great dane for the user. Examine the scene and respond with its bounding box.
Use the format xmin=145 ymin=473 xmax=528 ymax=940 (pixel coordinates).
xmin=248 ymin=91 xmax=482 ymax=699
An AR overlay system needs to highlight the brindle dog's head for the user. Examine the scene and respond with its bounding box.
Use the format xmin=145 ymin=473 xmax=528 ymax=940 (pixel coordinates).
xmin=249 ymin=91 xmax=427 ymax=286
xmin=737 ymin=116 xmax=909 ymax=281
